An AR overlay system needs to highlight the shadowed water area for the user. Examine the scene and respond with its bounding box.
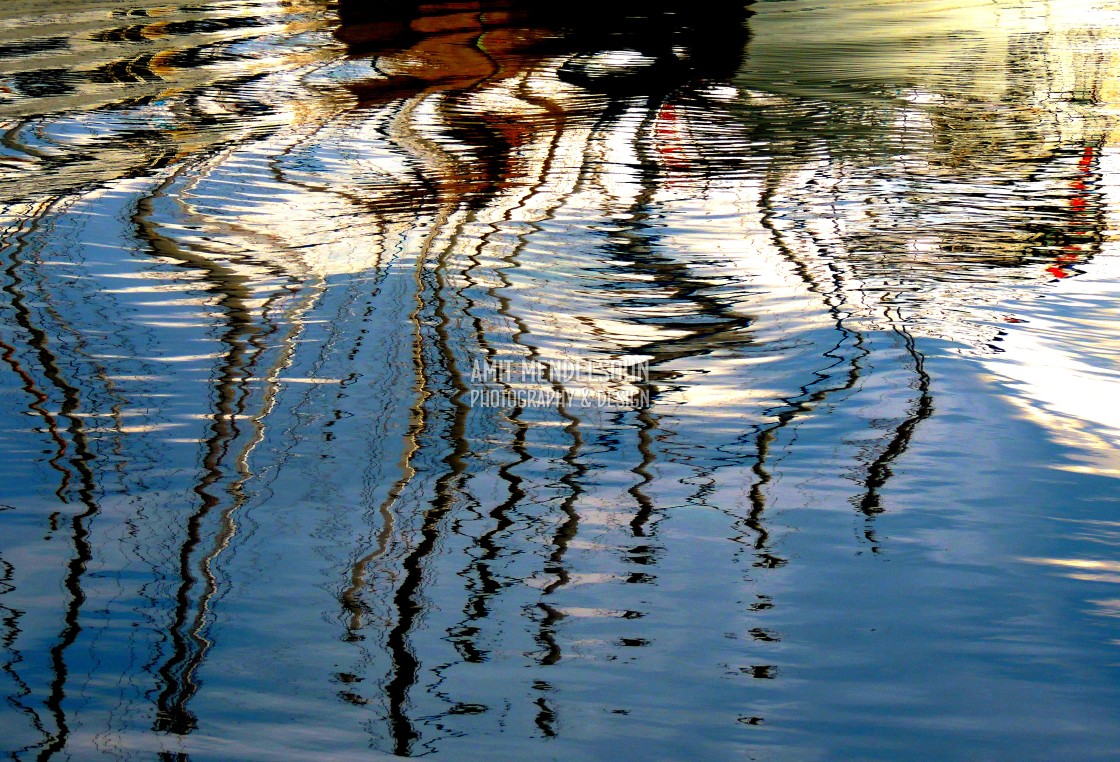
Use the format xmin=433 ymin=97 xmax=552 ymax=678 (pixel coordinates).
xmin=1 ymin=0 xmax=1120 ymax=759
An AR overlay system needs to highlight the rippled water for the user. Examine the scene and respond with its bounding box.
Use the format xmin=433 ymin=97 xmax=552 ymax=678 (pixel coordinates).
xmin=2 ymin=0 xmax=1120 ymax=759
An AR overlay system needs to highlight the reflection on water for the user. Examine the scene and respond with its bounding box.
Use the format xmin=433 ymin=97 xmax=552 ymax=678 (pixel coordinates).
xmin=1 ymin=0 xmax=1120 ymax=758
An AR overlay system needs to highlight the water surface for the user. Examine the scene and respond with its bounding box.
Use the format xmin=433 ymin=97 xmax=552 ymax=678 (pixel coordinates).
xmin=1 ymin=0 xmax=1120 ymax=759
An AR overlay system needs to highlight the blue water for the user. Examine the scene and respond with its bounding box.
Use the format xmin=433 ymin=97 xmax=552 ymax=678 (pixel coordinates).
xmin=1 ymin=0 xmax=1119 ymax=759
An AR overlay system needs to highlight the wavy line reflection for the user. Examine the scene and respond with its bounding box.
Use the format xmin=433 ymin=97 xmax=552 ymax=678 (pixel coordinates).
xmin=0 ymin=0 xmax=1116 ymax=759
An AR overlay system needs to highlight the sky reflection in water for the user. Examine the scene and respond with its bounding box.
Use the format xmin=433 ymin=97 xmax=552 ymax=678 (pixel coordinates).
xmin=0 ymin=0 xmax=1119 ymax=759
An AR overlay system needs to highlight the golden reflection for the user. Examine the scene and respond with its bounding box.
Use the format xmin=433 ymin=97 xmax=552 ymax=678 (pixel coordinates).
xmin=1021 ymin=557 xmax=1120 ymax=574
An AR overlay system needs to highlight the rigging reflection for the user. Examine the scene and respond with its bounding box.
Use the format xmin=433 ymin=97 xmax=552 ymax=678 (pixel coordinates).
xmin=0 ymin=0 xmax=1114 ymax=758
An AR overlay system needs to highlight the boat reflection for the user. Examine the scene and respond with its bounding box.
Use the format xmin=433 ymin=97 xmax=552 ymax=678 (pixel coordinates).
xmin=0 ymin=0 xmax=1117 ymax=759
